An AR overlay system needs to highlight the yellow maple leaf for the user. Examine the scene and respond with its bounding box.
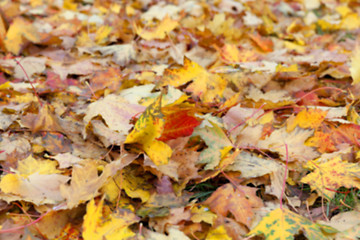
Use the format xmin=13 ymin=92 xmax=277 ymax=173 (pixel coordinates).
xmin=95 ymin=25 xmax=113 ymax=45
xmin=125 ymin=96 xmax=172 ymax=165
xmin=83 ymin=198 xmax=138 ymax=240
xmin=17 ymin=155 xmax=61 ymax=176
xmin=134 ymin=15 xmax=178 ymax=41
xmin=248 ymin=208 xmax=332 ymax=240
xmin=159 ymin=57 xmax=226 ymax=102
xmin=4 ymin=17 xmax=40 ymax=55
xmin=301 ymin=156 xmax=360 ymax=199
xmin=286 ymin=108 xmax=327 ymax=132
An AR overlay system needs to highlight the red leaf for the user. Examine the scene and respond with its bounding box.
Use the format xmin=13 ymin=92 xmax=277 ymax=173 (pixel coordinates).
xmin=158 ymin=110 xmax=201 ymax=141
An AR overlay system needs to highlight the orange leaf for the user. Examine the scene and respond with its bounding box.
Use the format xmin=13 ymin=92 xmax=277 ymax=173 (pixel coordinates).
xmin=204 ymin=183 xmax=263 ymax=227
xmin=305 ymin=131 xmax=337 ymax=153
xmin=287 ymin=108 xmax=327 ymax=132
xmin=249 ymin=32 xmax=273 ymax=52
xmin=219 ymin=44 xmax=258 ymax=64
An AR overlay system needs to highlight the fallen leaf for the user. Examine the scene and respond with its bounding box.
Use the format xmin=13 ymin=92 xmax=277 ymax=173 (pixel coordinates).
xmin=60 ymin=158 xmax=130 ymax=208
xmin=225 ymin=151 xmax=283 ymax=179
xmin=121 ymin=165 xmax=152 ymax=202
xmin=350 ymin=47 xmax=360 ymax=85
xmin=205 ymin=225 xmax=231 ymax=240
xmin=204 ymin=183 xmax=263 ymax=227
xmin=219 ymin=44 xmax=258 ymax=64
xmin=17 ymin=155 xmax=61 ymax=176
xmin=159 ymin=57 xmax=226 ymax=102
xmin=249 ymin=32 xmax=273 ymax=52
xmin=287 ymin=108 xmax=327 ymax=132
xmin=301 ymin=156 xmax=360 ymax=199
xmin=125 ymin=96 xmax=172 ymax=165
xmin=0 ymin=172 xmax=69 ymax=205
xmin=84 ymin=94 xmax=145 ymax=138
xmin=191 ymin=205 xmax=217 ymax=225
xmin=4 ymin=17 xmax=40 ymax=55
xmin=134 ymin=15 xmax=178 ymax=41
xmin=257 ymin=127 xmax=319 ymax=162
xmin=89 ymin=44 xmax=136 ymax=66
xmin=158 ymin=110 xmax=201 ymax=141
xmin=144 ymin=226 xmax=191 ymax=240
xmin=21 ymin=104 xmax=64 ymax=133
xmin=248 ymin=208 xmax=331 ymax=240
xmin=192 ymin=121 xmax=233 ymax=170
xmin=82 ymin=198 xmax=139 ymax=240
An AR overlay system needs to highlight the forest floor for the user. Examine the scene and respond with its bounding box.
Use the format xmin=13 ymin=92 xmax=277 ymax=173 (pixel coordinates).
xmin=1 ymin=0 xmax=360 ymax=239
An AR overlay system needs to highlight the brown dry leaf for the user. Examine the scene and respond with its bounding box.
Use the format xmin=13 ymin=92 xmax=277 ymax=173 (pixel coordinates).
xmin=257 ymin=127 xmax=319 ymax=162
xmin=0 ymin=134 xmax=31 ymax=161
xmin=225 ymin=151 xmax=283 ymax=179
xmin=204 ymin=183 xmax=263 ymax=227
xmin=0 ymin=172 xmax=69 ymax=205
xmin=21 ymin=104 xmax=64 ymax=133
xmin=31 ymin=209 xmax=80 ymax=239
xmin=60 ymin=157 xmax=133 ymax=208
xmin=84 ymin=94 xmax=145 ymax=139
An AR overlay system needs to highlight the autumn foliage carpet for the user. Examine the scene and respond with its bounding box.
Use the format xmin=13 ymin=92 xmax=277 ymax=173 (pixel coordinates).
xmin=1 ymin=0 xmax=360 ymax=239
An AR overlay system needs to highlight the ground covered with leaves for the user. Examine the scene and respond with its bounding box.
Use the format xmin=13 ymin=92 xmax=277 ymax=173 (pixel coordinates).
xmin=1 ymin=0 xmax=360 ymax=239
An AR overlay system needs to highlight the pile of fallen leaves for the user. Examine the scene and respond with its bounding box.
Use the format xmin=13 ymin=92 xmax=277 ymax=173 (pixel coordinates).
xmin=1 ymin=0 xmax=360 ymax=239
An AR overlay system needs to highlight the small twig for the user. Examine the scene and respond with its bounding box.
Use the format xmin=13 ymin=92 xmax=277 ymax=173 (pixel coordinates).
xmin=228 ymin=103 xmax=266 ymax=134
xmin=0 ymin=210 xmax=50 ymax=234
xmin=13 ymin=202 xmax=46 ymax=239
xmin=14 ymin=59 xmax=43 ymax=107
xmin=280 ymin=144 xmax=289 ymax=210
xmin=295 ymin=86 xmax=345 ymax=103
xmin=306 ymin=201 xmax=313 ymax=222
